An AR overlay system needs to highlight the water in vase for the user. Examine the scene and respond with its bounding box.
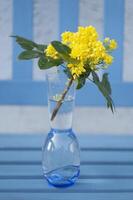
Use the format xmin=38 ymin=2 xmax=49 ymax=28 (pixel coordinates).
xmin=49 ymin=96 xmax=74 ymax=130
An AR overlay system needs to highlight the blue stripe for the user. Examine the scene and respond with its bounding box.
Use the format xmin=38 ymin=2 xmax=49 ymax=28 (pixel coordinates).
xmin=104 ymin=0 xmax=125 ymax=82
xmin=12 ymin=0 xmax=33 ymax=81
xmin=0 ymin=81 xmax=133 ymax=106
xmin=76 ymin=82 xmax=133 ymax=107
xmin=59 ymin=0 xmax=79 ymax=35
xmin=0 ymin=81 xmax=47 ymax=105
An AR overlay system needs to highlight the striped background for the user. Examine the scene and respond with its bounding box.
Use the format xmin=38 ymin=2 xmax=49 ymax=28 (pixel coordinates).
xmin=0 ymin=0 xmax=133 ymax=134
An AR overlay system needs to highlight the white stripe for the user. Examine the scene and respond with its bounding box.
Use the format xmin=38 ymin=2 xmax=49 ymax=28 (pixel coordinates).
xmin=0 ymin=106 xmax=132 ymax=134
xmin=79 ymin=0 xmax=103 ymax=38
xmin=123 ymin=0 xmax=133 ymax=82
xmin=33 ymin=0 xmax=59 ymax=81
xmin=0 ymin=0 xmax=12 ymax=80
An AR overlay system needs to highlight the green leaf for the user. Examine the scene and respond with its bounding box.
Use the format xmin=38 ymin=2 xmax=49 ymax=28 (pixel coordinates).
xmin=12 ymin=35 xmax=37 ymax=50
xmin=51 ymin=41 xmax=71 ymax=55
xmin=51 ymin=41 xmax=78 ymax=64
xmin=18 ymin=50 xmax=40 ymax=60
xmin=91 ymin=71 xmax=99 ymax=82
xmin=92 ymin=71 xmax=115 ymax=112
xmin=35 ymin=44 xmax=47 ymax=52
xmin=75 ymin=69 xmax=91 ymax=90
xmin=102 ymin=73 xmax=111 ymax=95
xmin=38 ymin=56 xmax=63 ymax=69
xmin=76 ymin=77 xmax=86 ymax=89
xmin=12 ymin=35 xmax=47 ymax=53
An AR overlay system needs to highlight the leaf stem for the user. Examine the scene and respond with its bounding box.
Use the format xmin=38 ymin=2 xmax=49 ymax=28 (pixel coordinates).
xmin=51 ymin=77 xmax=74 ymax=121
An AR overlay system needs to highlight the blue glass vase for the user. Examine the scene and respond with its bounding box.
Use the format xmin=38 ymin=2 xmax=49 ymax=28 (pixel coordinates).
xmin=42 ymin=66 xmax=80 ymax=187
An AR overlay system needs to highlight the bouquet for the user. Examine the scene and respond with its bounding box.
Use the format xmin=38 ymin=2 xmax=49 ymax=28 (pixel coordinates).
xmin=13 ymin=26 xmax=117 ymax=120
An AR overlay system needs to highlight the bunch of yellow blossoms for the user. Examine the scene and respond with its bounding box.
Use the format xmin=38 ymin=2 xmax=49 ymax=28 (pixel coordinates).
xmin=45 ymin=26 xmax=117 ymax=79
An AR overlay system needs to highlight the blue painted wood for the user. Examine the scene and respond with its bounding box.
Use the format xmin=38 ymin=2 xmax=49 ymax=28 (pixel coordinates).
xmin=1 ymin=150 xmax=133 ymax=163
xmin=1 ymin=178 xmax=133 ymax=191
xmin=0 ymin=81 xmax=47 ymax=105
xmin=59 ymin=0 xmax=79 ymax=34
xmin=0 ymin=193 xmax=133 ymax=200
xmin=0 ymin=81 xmax=133 ymax=106
xmin=104 ymin=0 xmax=125 ymax=82
xmin=1 ymin=134 xmax=133 ymax=148
xmin=1 ymin=165 xmax=133 ymax=178
xmin=13 ymin=0 xmax=33 ymax=81
xmin=0 ymin=134 xmax=133 ymax=199
xmin=76 ymin=82 xmax=133 ymax=106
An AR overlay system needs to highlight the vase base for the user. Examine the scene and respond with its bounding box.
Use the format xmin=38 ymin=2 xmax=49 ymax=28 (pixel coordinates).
xmin=44 ymin=165 xmax=80 ymax=187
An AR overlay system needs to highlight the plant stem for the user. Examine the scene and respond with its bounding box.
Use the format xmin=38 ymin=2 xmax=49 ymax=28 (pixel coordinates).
xmin=51 ymin=77 xmax=74 ymax=121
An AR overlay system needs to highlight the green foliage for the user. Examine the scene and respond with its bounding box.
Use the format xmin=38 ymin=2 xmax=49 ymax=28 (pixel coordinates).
xmin=38 ymin=56 xmax=63 ymax=69
xmin=102 ymin=73 xmax=111 ymax=95
xmin=76 ymin=77 xmax=86 ymax=89
xmin=92 ymin=71 xmax=115 ymax=112
xmin=36 ymin=44 xmax=47 ymax=52
xmin=12 ymin=35 xmax=47 ymax=52
xmin=18 ymin=50 xmax=41 ymax=60
xmin=51 ymin=41 xmax=78 ymax=64
xmin=76 ymin=69 xmax=91 ymax=89
xmin=12 ymin=35 xmax=37 ymax=50
xmin=51 ymin=41 xmax=71 ymax=55
xmin=13 ymin=35 xmax=64 ymax=69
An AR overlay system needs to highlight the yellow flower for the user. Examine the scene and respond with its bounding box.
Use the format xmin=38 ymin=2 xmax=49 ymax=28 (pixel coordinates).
xmin=45 ymin=44 xmax=59 ymax=59
xmin=109 ymin=39 xmax=117 ymax=50
xmin=67 ymin=62 xmax=86 ymax=79
xmin=104 ymin=38 xmax=117 ymax=50
xmin=61 ymin=31 xmax=74 ymax=44
xmin=104 ymin=37 xmax=110 ymax=43
xmin=104 ymin=54 xmax=113 ymax=65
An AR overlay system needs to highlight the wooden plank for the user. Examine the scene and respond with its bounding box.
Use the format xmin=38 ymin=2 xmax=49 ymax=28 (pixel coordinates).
xmin=0 ymin=193 xmax=133 ymax=200
xmin=1 ymin=134 xmax=133 ymax=148
xmin=0 ymin=134 xmax=44 ymax=148
xmin=1 ymin=81 xmax=133 ymax=106
xmin=1 ymin=179 xmax=133 ymax=191
xmin=0 ymin=135 xmax=133 ymax=200
xmin=0 ymin=165 xmax=133 ymax=179
xmin=1 ymin=150 xmax=133 ymax=163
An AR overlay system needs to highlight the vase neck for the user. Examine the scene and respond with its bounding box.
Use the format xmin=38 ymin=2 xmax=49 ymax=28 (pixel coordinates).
xmin=48 ymin=97 xmax=74 ymax=131
xmin=46 ymin=66 xmax=75 ymax=131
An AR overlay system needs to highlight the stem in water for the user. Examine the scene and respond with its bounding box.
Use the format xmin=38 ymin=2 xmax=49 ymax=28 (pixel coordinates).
xmin=51 ymin=77 xmax=74 ymax=121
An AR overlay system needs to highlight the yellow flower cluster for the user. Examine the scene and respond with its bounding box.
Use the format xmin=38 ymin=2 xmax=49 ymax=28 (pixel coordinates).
xmin=104 ymin=37 xmax=117 ymax=50
xmin=67 ymin=62 xmax=86 ymax=79
xmin=45 ymin=26 xmax=117 ymax=79
xmin=45 ymin=44 xmax=58 ymax=59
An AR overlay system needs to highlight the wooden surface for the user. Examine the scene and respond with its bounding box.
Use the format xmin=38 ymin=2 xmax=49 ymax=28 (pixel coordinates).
xmin=0 ymin=134 xmax=133 ymax=200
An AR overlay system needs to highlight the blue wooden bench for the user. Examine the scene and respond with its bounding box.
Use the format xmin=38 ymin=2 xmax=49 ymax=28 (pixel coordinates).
xmin=0 ymin=1 xmax=133 ymax=199
xmin=0 ymin=134 xmax=133 ymax=200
